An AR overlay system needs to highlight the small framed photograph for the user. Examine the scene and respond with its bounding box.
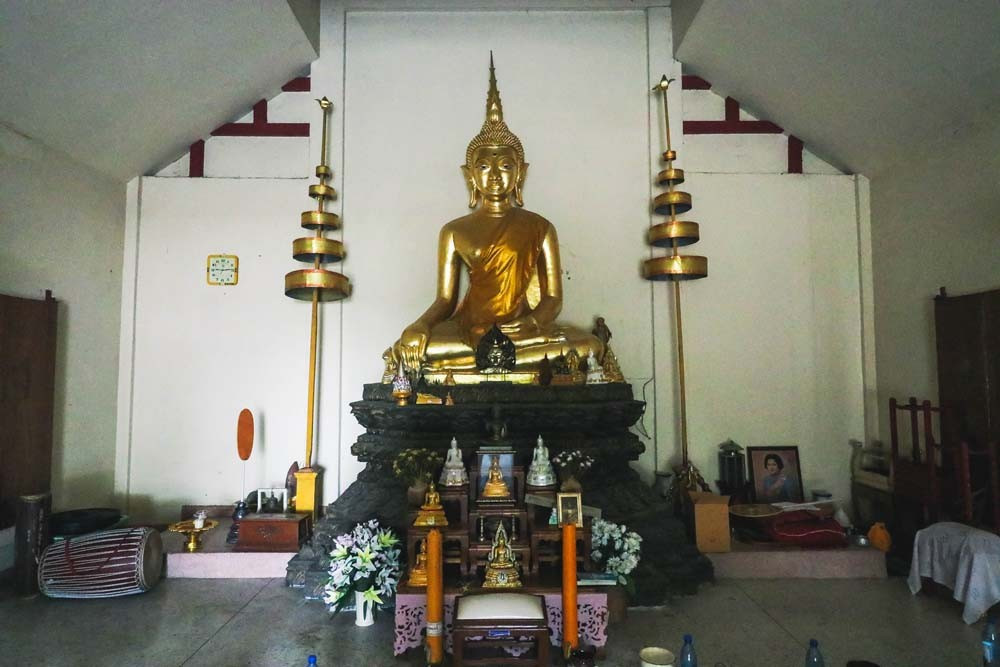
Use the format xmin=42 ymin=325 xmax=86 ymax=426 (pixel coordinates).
xmin=747 ymin=446 xmax=804 ymax=503
xmin=556 ymin=492 xmax=583 ymax=527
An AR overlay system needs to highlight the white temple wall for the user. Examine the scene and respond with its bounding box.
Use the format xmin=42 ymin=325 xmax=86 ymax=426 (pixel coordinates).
xmin=669 ymin=172 xmax=867 ymax=507
xmin=0 ymin=126 xmax=125 ymax=513
xmin=115 ymin=178 xmax=338 ymax=519
xmin=870 ymin=117 xmax=1000 ymax=447
xmin=117 ymin=6 xmax=870 ymax=520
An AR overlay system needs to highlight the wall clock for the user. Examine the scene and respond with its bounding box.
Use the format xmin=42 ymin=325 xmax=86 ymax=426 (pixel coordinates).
xmin=207 ymin=254 xmax=239 ymax=285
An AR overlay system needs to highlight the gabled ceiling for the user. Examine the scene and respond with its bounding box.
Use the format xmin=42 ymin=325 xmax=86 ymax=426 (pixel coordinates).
xmin=0 ymin=1 xmax=319 ymax=182
xmin=5 ymin=1 xmax=997 ymax=182
xmin=673 ymin=0 xmax=1000 ymax=176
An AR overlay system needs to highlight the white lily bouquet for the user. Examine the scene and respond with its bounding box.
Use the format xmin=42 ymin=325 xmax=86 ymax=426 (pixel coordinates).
xmin=324 ymin=519 xmax=401 ymax=613
xmin=590 ymin=518 xmax=642 ymax=595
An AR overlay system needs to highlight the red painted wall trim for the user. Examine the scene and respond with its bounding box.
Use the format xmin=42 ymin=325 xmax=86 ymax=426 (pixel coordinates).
xmin=211 ymin=99 xmax=310 ymax=137
xmin=282 ymin=77 xmax=311 ymax=92
xmin=787 ymin=135 xmax=803 ymax=174
xmin=252 ymin=99 xmax=267 ymax=124
xmin=682 ymin=75 xmax=712 ymax=89
xmin=211 ymin=123 xmax=310 ymax=137
xmin=681 ymin=72 xmax=808 ymax=173
xmin=188 ymin=140 xmax=204 ymax=178
xmin=683 ymin=119 xmax=783 ymax=134
xmin=724 ymin=97 xmax=740 ymax=122
xmin=684 ymin=94 xmax=783 ymax=135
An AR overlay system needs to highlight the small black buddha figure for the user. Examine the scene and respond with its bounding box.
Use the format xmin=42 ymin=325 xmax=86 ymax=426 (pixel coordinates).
xmin=476 ymin=324 xmax=516 ymax=373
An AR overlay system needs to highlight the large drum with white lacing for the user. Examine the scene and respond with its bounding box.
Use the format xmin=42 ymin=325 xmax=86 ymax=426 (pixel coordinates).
xmin=38 ymin=527 xmax=163 ymax=598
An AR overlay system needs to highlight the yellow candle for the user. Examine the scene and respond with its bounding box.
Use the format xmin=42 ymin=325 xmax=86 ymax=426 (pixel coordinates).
xmin=426 ymin=528 xmax=444 ymax=664
xmin=561 ymin=521 xmax=578 ymax=655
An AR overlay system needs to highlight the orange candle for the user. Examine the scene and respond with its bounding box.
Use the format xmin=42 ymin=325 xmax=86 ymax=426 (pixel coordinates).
xmin=561 ymin=521 xmax=578 ymax=656
xmin=426 ymin=528 xmax=444 ymax=664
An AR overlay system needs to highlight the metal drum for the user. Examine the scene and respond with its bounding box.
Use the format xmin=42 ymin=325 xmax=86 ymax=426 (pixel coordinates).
xmin=38 ymin=527 xmax=163 ymax=598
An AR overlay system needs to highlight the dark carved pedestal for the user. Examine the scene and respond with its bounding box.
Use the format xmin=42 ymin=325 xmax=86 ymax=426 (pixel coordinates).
xmin=286 ymin=382 xmax=712 ymax=604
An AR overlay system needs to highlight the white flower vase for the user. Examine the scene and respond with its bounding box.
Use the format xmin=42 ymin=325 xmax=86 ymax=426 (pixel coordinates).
xmin=355 ymin=591 xmax=375 ymax=627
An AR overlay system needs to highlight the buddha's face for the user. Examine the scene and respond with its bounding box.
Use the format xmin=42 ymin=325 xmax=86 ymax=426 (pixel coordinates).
xmin=470 ymin=145 xmax=519 ymax=198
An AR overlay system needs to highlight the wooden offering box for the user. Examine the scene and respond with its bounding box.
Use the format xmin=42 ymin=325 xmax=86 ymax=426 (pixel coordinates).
xmin=234 ymin=513 xmax=310 ymax=552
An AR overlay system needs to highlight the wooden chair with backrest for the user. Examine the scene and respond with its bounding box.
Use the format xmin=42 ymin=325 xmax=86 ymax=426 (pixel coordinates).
xmin=956 ymin=439 xmax=1000 ymax=534
xmin=889 ymin=397 xmax=961 ymax=525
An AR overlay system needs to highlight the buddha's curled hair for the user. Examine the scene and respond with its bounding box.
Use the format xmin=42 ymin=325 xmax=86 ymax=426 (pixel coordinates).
xmin=465 ymin=54 xmax=525 ymax=167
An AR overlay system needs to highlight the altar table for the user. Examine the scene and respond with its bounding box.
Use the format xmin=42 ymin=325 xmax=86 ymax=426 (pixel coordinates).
xmin=393 ymin=592 xmax=608 ymax=655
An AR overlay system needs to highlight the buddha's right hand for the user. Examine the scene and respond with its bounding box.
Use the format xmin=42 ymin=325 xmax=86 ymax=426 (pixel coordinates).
xmin=395 ymin=322 xmax=431 ymax=369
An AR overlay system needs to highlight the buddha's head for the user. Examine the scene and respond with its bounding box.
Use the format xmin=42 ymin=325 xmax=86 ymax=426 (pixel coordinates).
xmin=463 ymin=55 xmax=528 ymax=208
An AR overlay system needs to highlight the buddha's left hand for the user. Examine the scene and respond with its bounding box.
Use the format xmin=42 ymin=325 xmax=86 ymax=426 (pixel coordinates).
xmin=499 ymin=315 xmax=540 ymax=337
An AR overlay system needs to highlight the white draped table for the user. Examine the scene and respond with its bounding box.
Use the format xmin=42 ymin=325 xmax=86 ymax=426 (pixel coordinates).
xmin=908 ymin=521 xmax=1000 ymax=624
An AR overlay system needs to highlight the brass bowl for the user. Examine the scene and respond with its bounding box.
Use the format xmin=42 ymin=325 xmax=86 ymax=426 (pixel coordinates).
xmin=728 ymin=503 xmax=781 ymax=518
xmin=167 ymin=519 xmax=218 ymax=552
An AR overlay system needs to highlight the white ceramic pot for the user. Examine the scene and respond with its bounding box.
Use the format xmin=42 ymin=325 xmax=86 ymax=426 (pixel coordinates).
xmin=639 ymin=646 xmax=675 ymax=667
xmin=355 ymin=591 xmax=375 ymax=627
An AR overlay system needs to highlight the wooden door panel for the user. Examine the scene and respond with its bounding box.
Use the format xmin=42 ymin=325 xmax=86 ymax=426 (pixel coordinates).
xmin=0 ymin=292 xmax=56 ymax=529
xmin=985 ymin=290 xmax=1000 ymax=445
xmin=935 ymin=293 xmax=988 ymax=446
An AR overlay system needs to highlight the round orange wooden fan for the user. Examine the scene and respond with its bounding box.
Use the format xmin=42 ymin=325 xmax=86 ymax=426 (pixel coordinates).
xmin=237 ymin=409 xmax=254 ymax=461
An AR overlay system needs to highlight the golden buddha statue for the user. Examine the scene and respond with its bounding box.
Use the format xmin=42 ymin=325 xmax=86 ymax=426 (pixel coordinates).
xmin=407 ymin=539 xmax=428 ymax=587
xmin=385 ymin=56 xmax=603 ymax=378
xmin=413 ymin=481 xmax=448 ymax=527
xmin=481 ymin=454 xmax=511 ymax=499
xmin=483 ymin=522 xmax=521 ymax=588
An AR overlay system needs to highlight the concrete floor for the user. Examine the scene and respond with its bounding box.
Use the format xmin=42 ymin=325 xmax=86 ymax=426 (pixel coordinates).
xmin=0 ymin=577 xmax=983 ymax=666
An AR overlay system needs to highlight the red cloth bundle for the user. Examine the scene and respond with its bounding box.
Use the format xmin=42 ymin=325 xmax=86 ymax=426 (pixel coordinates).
xmin=764 ymin=510 xmax=847 ymax=547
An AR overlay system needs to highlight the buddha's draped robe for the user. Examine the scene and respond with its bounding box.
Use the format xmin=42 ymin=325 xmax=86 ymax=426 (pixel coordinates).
xmin=453 ymin=215 xmax=548 ymax=345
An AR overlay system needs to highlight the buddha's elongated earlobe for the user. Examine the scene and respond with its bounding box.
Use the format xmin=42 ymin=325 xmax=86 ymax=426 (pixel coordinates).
xmin=513 ymin=163 xmax=528 ymax=207
xmin=461 ymin=165 xmax=479 ymax=208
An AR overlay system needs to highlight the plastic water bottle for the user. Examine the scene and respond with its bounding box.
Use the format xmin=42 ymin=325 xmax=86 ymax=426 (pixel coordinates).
xmin=679 ymin=634 xmax=697 ymax=667
xmin=804 ymin=639 xmax=825 ymax=666
xmin=307 ymin=656 xmax=317 ymax=666
xmin=984 ymin=615 xmax=999 ymax=666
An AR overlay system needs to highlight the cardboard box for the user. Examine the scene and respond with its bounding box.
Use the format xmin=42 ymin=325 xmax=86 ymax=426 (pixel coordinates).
xmin=689 ymin=492 xmax=731 ymax=553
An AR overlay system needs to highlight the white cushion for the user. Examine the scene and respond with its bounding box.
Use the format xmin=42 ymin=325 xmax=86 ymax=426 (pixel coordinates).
xmin=456 ymin=593 xmax=544 ymax=620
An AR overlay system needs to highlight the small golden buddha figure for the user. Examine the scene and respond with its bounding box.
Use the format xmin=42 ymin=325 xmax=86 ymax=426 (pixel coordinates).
xmin=566 ymin=348 xmax=585 ymax=384
xmin=602 ymin=345 xmax=625 ymax=383
xmin=481 ymin=454 xmax=511 ymax=499
xmin=385 ymin=56 xmax=603 ymax=376
xmin=413 ymin=481 xmax=448 ymax=527
xmin=483 ymin=522 xmax=521 ymax=588
xmin=407 ymin=539 xmax=428 ymax=587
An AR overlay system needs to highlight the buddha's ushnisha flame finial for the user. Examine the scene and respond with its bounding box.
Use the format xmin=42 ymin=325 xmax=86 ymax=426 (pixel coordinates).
xmin=486 ymin=52 xmax=503 ymax=123
xmin=466 ymin=52 xmax=525 ymax=166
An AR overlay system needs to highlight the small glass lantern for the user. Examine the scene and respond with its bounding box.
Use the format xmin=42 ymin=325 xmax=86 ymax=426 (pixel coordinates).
xmin=717 ymin=439 xmax=746 ymax=494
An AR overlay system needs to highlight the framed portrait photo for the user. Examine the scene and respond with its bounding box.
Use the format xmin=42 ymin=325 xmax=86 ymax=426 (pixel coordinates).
xmin=747 ymin=446 xmax=804 ymax=504
xmin=556 ymin=492 xmax=583 ymax=527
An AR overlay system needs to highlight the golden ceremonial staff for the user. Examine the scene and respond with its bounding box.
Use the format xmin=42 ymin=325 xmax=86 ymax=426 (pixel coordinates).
xmin=284 ymin=97 xmax=352 ymax=517
xmin=642 ymin=76 xmax=710 ymax=503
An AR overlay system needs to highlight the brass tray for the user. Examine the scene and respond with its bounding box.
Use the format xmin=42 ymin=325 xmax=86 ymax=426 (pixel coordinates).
xmin=729 ymin=503 xmax=781 ymax=518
